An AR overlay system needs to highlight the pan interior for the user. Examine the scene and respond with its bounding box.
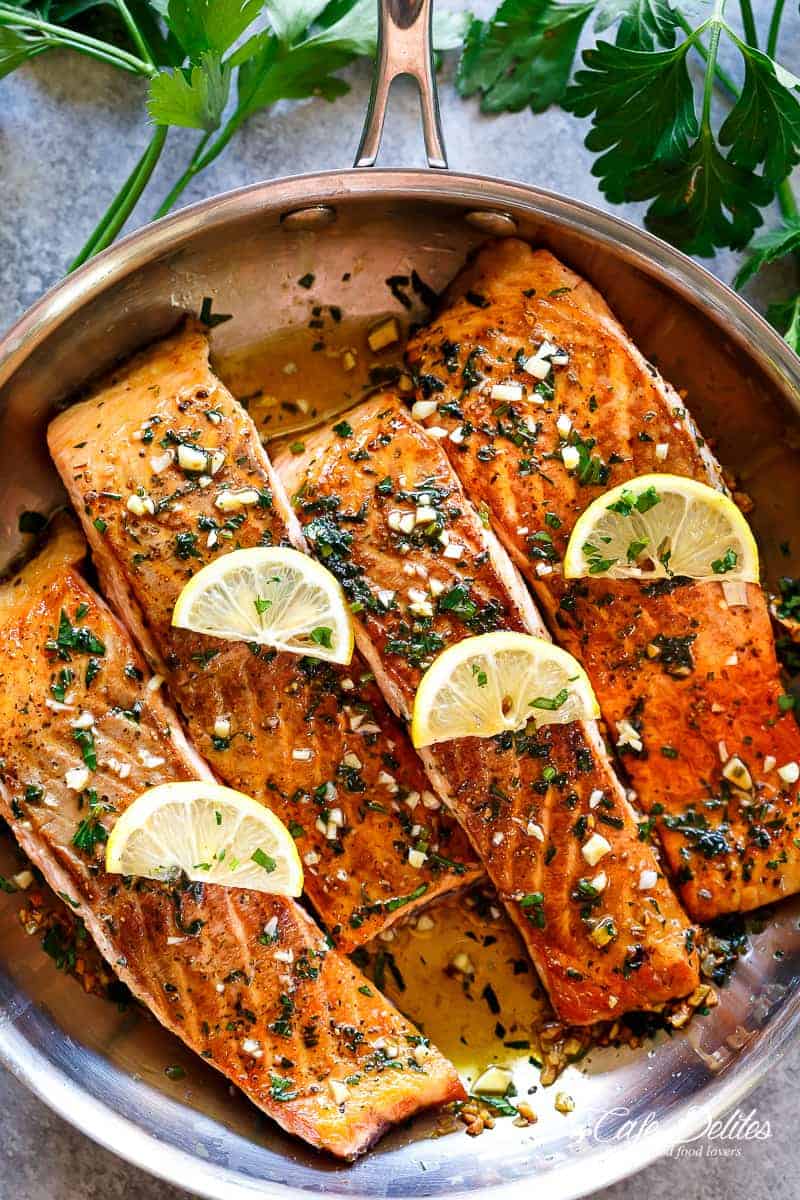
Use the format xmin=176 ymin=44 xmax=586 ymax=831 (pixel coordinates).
xmin=1 ymin=174 xmax=800 ymax=1200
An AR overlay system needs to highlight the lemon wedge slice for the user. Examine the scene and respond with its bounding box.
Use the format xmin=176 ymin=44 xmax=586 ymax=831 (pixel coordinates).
xmin=563 ymin=473 xmax=758 ymax=582
xmin=106 ymin=781 xmax=304 ymax=895
xmin=172 ymin=545 xmax=354 ymax=664
xmin=411 ymin=630 xmax=599 ymax=748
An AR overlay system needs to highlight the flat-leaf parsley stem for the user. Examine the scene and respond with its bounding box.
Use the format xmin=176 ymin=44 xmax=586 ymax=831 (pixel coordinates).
xmin=701 ymin=0 xmax=727 ymax=132
xmin=766 ymin=0 xmax=786 ymax=56
xmin=674 ymin=12 xmax=738 ymax=99
xmin=152 ymin=92 xmax=253 ymax=217
xmin=738 ymin=0 xmax=758 ymax=47
xmin=69 ymin=126 xmax=168 ymax=271
xmin=113 ymin=0 xmax=156 ymax=68
xmin=0 ymin=4 xmax=155 ymax=76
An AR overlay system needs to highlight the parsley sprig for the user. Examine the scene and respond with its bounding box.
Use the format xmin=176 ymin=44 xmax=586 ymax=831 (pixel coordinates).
xmin=564 ymin=0 xmax=799 ymax=254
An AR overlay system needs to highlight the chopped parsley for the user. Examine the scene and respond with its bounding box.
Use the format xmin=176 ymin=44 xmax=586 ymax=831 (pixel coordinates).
xmin=85 ymin=657 xmax=103 ymax=687
xmin=567 ymin=433 xmax=610 ymax=487
xmin=711 ymin=547 xmax=738 ymax=574
xmin=72 ymin=815 xmax=107 ymax=854
xmin=438 ymin=583 xmax=478 ymax=622
xmin=529 ymin=688 xmax=568 ymax=712
xmin=251 ymin=848 xmax=277 ymax=873
xmin=50 ymin=609 xmax=106 ymax=660
xmin=776 ymin=577 xmax=800 ymax=621
xmin=472 ymin=663 xmax=488 ymax=687
xmin=174 ymin=531 xmax=201 ymax=560
xmin=269 ymin=1073 xmax=298 ymax=1101
xmin=519 ymin=891 xmax=546 ymax=928
xmin=608 ymin=485 xmax=660 ymax=516
xmin=582 ymin=541 xmax=617 ymax=574
xmin=648 ymin=633 xmax=696 ymax=677
xmin=51 ymin=667 xmax=74 ymax=703
xmin=384 ymin=626 xmax=445 ymax=668
xmin=73 ymin=727 xmax=97 ymax=770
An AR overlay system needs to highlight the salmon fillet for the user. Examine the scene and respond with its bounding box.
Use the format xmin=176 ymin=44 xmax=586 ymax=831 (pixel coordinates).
xmin=275 ymin=396 xmax=699 ymax=1025
xmin=0 ymin=519 xmax=464 ymax=1158
xmin=405 ymin=238 xmax=800 ymax=920
xmin=47 ymin=325 xmax=479 ymax=949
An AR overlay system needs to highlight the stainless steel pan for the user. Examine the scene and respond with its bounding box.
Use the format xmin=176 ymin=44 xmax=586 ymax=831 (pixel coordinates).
xmin=2 ymin=2 xmax=800 ymax=1197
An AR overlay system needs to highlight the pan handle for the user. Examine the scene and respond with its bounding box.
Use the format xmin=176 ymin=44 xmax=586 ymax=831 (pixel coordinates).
xmin=355 ymin=0 xmax=447 ymax=169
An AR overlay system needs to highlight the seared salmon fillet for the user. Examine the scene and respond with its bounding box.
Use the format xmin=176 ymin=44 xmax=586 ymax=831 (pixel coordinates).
xmin=275 ymin=396 xmax=699 ymax=1025
xmin=0 ymin=520 xmax=464 ymax=1158
xmin=405 ymin=238 xmax=800 ymax=920
xmin=47 ymin=325 xmax=478 ymax=949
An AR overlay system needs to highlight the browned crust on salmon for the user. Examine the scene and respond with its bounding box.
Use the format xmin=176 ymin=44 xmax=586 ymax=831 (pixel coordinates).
xmin=0 ymin=521 xmax=463 ymax=1159
xmin=405 ymin=238 xmax=800 ymax=920
xmin=47 ymin=325 xmax=479 ymax=949
xmin=275 ymin=396 xmax=699 ymax=1025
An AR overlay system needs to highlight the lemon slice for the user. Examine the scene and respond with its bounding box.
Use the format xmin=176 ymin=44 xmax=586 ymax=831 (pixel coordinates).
xmin=411 ymin=630 xmax=599 ymax=748
xmin=172 ymin=545 xmax=354 ymax=664
xmin=563 ymin=473 xmax=758 ymax=582
xmin=106 ymin=782 xmax=303 ymax=895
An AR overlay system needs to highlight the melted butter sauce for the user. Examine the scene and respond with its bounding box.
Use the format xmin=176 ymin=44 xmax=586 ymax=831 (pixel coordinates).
xmin=214 ymin=316 xmax=406 ymax=444
xmin=360 ymin=892 xmax=554 ymax=1097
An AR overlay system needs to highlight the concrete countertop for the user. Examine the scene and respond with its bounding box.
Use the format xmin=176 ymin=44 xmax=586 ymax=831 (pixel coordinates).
xmin=1 ymin=4 xmax=798 ymax=1196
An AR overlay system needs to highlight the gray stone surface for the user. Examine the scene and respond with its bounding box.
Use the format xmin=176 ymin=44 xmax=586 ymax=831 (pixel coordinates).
xmin=1 ymin=2 xmax=799 ymax=1197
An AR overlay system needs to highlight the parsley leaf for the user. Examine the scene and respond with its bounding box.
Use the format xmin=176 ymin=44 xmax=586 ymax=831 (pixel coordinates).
xmin=630 ymin=131 xmax=771 ymax=253
xmin=264 ymin=0 xmax=330 ymax=44
xmin=564 ymin=40 xmax=698 ymax=204
xmin=237 ymin=0 xmax=384 ymax=126
xmin=565 ymin=20 xmax=784 ymax=254
xmin=457 ymin=0 xmax=595 ymax=114
xmin=734 ymin=216 xmax=800 ymax=289
xmin=719 ymin=46 xmax=800 ymax=186
xmin=768 ymin=294 xmax=800 ymax=354
xmin=456 ymin=0 xmax=681 ymax=117
xmin=303 ymin=0 xmax=378 ymax=55
xmin=0 ymin=24 xmax=48 ymax=77
xmin=166 ymin=0 xmax=261 ymax=59
xmin=734 ymin=208 xmax=800 ymax=343
xmin=148 ymin=50 xmax=231 ymax=129
xmin=594 ymin=0 xmax=678 ymax=50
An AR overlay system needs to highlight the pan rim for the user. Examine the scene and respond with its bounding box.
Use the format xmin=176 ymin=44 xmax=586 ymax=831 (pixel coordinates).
xmin=1 ymin=165 xmax=799 ymax=1200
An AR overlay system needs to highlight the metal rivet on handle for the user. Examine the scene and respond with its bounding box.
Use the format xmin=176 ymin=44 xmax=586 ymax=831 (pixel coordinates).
xmin=464 ymin=210 xmax=518 ymax=236
xmin=280 ymin=206 xmax=337 ymax=231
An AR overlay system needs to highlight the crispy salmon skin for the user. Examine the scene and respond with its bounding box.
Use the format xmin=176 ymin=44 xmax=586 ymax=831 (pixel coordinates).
xmin=47 ymin=325 xmax=479 ymax=947
xmin=406 ymin=239 xmax=800 ymax=920
xmin=276 ymin=396 xmax=700 ymax=1025
xmin=0 ymin=520 xmax=463 ymax=1158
